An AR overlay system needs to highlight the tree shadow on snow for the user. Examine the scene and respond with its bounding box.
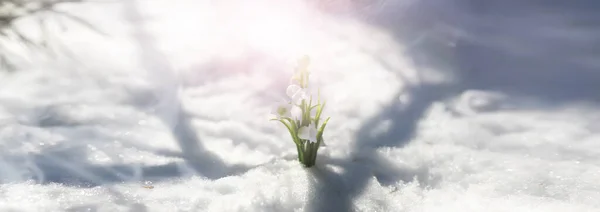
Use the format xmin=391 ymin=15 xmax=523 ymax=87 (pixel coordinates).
xmin=122 ymin=0 xmax=255 ymax=181
xmin=304 ymin=82 xmax=458 ymax=211
xmin=367 ymin=0 xmax=600 ymax=104
xmin=14 ymin=0 xmax=254 ymax=189
xmin=304 ymin=153 xmax=443 ymax=212
xmin=307 ymin=0 xmax=600 ymax=211
xmin=29 ymin=109 xmax=252 ymax=187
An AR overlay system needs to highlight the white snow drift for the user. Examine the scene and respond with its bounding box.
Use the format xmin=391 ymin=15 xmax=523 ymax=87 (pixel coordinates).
xmin=0 ymin=0 xmax=599 ymax=211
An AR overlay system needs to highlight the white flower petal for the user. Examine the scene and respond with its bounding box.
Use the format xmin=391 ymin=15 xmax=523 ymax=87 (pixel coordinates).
xmin=271 ymin=102 xmax=292 ymax=118
xmin=298 ymin=124 xmax=318 ymax=143
xmin=290 ymin=105 xmax=302 ymax=120
xmin=291 ymin=90 xmax=308 ymax=105
xmin=298 ymin=126 xmax=310 ymax=141
xmin=286 ymin=84 xmax=302 ymax=98
xmin=308 ymin=126 xmax=318 ymax=143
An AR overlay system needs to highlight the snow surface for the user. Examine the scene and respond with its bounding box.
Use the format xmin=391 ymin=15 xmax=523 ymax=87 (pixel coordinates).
xmin=1 ymin=0 xmax=600 ymax=211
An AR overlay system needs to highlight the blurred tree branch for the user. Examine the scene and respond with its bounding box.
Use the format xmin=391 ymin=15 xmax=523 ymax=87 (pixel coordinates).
xmin=1 ymin=0 xmax=103 ymax=71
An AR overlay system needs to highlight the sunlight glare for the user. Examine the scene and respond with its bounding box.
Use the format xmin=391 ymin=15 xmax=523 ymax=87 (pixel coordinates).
xmin=217 ymin=0 xmax=319 ymax=59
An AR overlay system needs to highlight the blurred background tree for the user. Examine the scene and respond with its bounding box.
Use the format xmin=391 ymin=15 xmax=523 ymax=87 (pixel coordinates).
xmin=0 ymin=0 xmax=98 ymax=71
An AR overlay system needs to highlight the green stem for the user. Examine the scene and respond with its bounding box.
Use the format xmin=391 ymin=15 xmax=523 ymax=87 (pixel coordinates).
xmin=296 ymin=143 xmax=304 ymax=164
xmin=300 ymin=142 xmax=319 ymax=167
xmin=304 ymin=142 xmax=312 ymax=167
xmin=314 ymin=143 xmax=317 ymax=166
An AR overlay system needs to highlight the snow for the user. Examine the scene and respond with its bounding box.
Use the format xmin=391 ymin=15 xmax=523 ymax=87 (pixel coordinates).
xmin=1 ymin=0 xmax=600 ymax=211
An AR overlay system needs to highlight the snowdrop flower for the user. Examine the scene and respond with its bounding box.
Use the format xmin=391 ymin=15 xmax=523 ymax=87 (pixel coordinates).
xmin=271 ymin=103 xmax=292 ymax=118
xmin=286 ymin=84 xmax=309 ymax=105
xmin=286 ymin=84 xmax=302 ymax=97
xmin=298 ymin=123 xmax=318 ymax=143
xmin=270 ymin=55 xmax=330 ymax=167
xmin=271 ymin=101 xmax=302 ymax=120
xmin=290 ymin=105 xmax=303 ymax=120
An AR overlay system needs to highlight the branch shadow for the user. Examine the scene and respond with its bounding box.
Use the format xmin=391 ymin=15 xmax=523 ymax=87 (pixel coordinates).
xmin=30 ymin=114 xmax=252 ymax=188
xmin=308 ymin=1 xmax=600 ymax=211
xmin=366 ymin=0 xmax=600 ymax=104
xmin=305 ymin=83 xmax=457 ymax=210
xmin=353 ymin=83 xmax=460 ymax=150
xmin=305 ymin=151 xmax=443 ymax=212
xmin=6 ymin=0 xmax=255 ymax=188
xmin=168 ymin=109 xmax=255 ymax=179
xmin=304 ymin=163 xmax=357 ymax=212
xmin=121 ymin=0 xmax=254 ymax=181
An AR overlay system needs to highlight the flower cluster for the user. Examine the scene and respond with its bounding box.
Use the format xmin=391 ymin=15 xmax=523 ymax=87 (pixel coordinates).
xmin=271 ymin=56 xmax=330 ymax=167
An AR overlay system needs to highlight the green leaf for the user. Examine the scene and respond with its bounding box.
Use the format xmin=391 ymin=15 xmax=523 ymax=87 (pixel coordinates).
xmin=309 ymin=104 xmax=319 ymax=110
xmin=277 ymin=118 xmax=293 ymax=132
xmin=282 ymin=117 xmax=298 ymax=131
xmin=309 ymin=104 xmax=319 ymax=123
xmin=318 ymin=117 xmax=330 ymax=135
xmin=314 ymin=101 xmax=326 ymax=127
xmin=316 ymin=117 xmax=331 ymax=148
xmin=318 ymin=88 xmax=322 ymax=105
xmin=278 ymin=119 xmax=300 ymax=145
xmin=300 ymin=99 xmax=308 ymax=126
xmin=306 ymin=99 xmax=314 ymax=126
